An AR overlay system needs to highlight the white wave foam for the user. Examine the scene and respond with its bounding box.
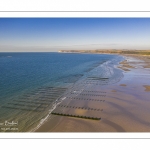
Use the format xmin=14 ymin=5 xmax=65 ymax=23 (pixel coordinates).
xmin=30 ymin=95 xmax=68 ymax=132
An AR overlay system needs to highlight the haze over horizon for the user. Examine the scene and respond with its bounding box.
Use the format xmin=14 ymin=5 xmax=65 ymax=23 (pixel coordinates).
xmin=0 ymin=18 xmax=150 ymax=52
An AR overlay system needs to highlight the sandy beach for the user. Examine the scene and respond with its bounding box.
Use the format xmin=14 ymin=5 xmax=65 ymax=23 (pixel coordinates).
xmin=36 ymin=54 xmax=150 ymax=132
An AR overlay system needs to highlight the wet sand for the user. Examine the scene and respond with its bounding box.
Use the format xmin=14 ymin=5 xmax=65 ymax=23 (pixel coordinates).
xmin=143 ymin=85 xmax=150 ymax=91
xmin=36 ymin=54 xmax=150 ymax=132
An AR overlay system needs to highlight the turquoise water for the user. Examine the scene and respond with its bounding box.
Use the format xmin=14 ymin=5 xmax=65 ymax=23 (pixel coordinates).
xmin=0 ymin=52 xmax=123 ymax=132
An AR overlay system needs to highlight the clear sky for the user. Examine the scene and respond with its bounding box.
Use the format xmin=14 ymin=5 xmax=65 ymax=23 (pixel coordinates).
xmin=0 ymin=18 xmax=150 ymax=52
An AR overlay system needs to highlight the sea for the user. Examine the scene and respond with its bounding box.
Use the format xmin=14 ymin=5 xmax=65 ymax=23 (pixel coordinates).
xmin=0 ymin=52 xmax=124 ymax=132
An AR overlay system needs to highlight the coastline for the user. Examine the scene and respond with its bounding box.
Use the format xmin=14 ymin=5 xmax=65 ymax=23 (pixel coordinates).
xmin=35 ymin=54 xmax=150 ymax=132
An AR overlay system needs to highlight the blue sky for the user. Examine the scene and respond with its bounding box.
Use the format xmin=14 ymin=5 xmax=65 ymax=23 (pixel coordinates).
xmin=0 ymin=18 xmax=150 ymax=52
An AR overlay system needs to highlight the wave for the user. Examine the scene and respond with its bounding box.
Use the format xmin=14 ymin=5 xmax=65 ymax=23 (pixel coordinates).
xmin=30 ymin=96 xmax=65 ymax=132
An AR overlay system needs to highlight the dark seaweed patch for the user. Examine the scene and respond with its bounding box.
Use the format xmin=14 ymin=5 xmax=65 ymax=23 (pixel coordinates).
xmin=57 ymin=105 xmax=103 ymax=111
xmin=65 ymin=97 xmax=105 ymax=102
xmin=51 ymin=112 xmax=101 ymax=120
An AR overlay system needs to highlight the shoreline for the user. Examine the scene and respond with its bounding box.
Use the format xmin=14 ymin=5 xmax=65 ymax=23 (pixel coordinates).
xmin=35 ymin=54 xmax=150 ymax=132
